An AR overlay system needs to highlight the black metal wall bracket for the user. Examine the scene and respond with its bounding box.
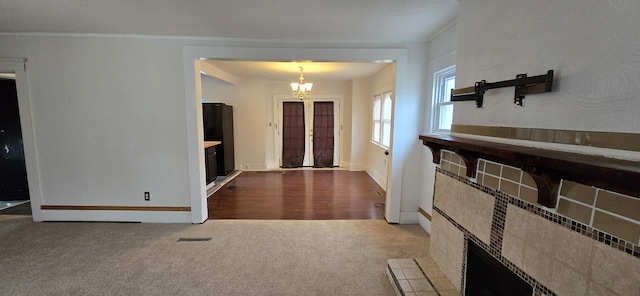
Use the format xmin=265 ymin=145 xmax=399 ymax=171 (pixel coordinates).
xmin=451 ymin=70 xmax=554 ymax=108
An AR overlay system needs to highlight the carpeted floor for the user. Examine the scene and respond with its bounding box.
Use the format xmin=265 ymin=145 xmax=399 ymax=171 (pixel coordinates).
xmin=0 ymin=216 xmax=430 ymax=296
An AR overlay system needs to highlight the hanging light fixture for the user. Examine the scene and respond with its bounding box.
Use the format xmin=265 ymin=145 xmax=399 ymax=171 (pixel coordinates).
xmin=291 ymin=67 xmax=313 ymax=100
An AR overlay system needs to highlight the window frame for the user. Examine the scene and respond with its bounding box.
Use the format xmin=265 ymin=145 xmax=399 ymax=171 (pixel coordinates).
xmin=372 ymin=94 xmax=382 ymax=144
xmin=431 ymin=65 xmax=456 ymax=133
xmin=372 ymin=90 xmax=393 ymax=148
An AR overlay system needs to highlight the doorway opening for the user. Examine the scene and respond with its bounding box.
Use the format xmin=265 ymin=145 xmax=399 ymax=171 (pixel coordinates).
xmin=184 ymin=48 xmax=408 ymax=224
xmin=0 ymin=73 xmax=30 ymax=213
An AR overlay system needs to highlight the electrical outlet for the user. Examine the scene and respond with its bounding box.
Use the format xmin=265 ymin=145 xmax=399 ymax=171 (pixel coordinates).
xmin=144 ymin=192 xmax=150 ymax=201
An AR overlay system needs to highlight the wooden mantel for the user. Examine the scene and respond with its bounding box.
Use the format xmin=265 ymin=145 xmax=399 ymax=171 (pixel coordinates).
xmin=419 ymin=134 xmax=640 ymax=208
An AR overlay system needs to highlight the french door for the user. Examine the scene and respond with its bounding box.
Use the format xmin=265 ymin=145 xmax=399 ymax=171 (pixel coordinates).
xmin=277 ymin=98 xmax=340 ymax=168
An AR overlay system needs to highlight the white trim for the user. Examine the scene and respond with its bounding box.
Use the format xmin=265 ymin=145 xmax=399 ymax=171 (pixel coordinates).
xmin=425 ymin=18 xmax=458 ymax=43
xmin=183 ymin=58 xmax=208 ymax=223
xmin=40 ymin=210 xmax=192 ymax=223
xmin=399 ymin=211 xmax=419 ymax=224
xmin=199 ymin=61 xmax=240 ymax=85
xmin=348 ymin=163 xmax=366 ymax=171
xmin=0 ymin=59 xmax=43 ymax=221
xmin=0 ymin=32 xmax=418 ymax=45
xmin=418 ymin=214 xmax=432 ymax=234
xmin=241 ymin=163 xmax=269 ymax=171
xmin=371 ymin=91 xmax=393 ymax=148
xmin=427 ymin=50 xmax=457 ymax=67
xmin=0 ymin=73 xmax=16 ymax=79
xmin=367 ymin=169 xmax=386 ymax=190
xmin=431 ymin=65 xmax=456 ymax=133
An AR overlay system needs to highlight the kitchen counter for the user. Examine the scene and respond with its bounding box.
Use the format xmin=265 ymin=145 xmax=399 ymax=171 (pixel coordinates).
xmin=204 ymin=141 xmax=222 ymax=149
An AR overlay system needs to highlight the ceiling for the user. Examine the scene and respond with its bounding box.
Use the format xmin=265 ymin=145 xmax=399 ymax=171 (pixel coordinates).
xmin=0 ymin=0 xmax=459 ymax=43
xmin=0 ymin=0 xmax=459 ymax=82
xmin=202 ymin=60 xmax=393 ymax=82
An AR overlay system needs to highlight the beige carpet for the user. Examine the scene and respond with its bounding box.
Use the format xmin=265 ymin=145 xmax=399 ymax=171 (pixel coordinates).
xmin=0 ymin=215 xmax=430 ymax=296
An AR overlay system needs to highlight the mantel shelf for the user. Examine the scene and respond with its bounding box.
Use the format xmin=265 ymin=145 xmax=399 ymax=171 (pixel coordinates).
xmin=419 ymin=134 xmax=640 ymax=208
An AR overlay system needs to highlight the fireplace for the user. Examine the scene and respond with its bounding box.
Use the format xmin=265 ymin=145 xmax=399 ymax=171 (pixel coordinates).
xmin=422 ymin=135 xmax=640 ymax=296
xmin=429 ymin=169 xmax=640 ymax=296
xmin=465 ymin=241 xmax=532 ymax=296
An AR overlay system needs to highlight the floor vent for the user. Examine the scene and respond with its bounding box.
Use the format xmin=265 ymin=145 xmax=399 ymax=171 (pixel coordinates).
xmin=226 ymin=185 xmax=237 ymax=190
xmin=177 ymin=238 xmax=212 ymax=242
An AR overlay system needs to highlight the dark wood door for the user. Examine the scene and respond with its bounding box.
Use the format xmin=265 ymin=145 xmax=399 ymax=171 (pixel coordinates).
xmin=0 ymin=78 xmax=29 ymax=201
xmin=312 ymin=101 xmax=334 ymax=168
xmin=281 ymin=102 xmax=305 ymax=168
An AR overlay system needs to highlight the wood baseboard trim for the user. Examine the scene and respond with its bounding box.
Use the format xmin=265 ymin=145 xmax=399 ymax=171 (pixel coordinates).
xmin=418 ymin=207 xmax=432 ymax=221
xmin=41 ymin=205 xmax=191 ymax=212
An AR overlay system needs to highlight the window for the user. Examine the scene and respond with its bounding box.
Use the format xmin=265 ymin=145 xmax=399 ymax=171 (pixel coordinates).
xmin=372 ymin=94 xmax=381 ymax=143
xmin=372 ymin=91 xmax=392 ymax=148
xmin=432 ymin=65 xmax=456 ymax=132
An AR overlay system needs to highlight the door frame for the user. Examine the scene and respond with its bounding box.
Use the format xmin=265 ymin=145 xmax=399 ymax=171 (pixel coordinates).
xmin=0 ymin=59 xmax=43 ymax=221
xmin=273 ymin=95 xmax=342 ymax=168
xmin=183 ymin=46 xmax=407 ymax=224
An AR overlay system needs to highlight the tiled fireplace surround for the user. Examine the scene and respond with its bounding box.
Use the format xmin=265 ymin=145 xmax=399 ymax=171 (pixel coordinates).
xmin=430 ymin=163 xmax=640 ymax=296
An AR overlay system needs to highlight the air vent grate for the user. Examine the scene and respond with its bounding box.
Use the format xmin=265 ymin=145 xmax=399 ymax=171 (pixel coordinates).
xmin=177 ymin=237 xmax=212 ymax=242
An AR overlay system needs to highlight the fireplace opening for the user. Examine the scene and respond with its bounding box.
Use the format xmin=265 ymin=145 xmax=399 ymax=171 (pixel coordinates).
xmin=465 ymin=241 xmax=533 ymax=296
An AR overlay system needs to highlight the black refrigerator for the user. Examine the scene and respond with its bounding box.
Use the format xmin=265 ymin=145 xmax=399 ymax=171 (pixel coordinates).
xmin=203 ymin=103 xmax=235 ymax=175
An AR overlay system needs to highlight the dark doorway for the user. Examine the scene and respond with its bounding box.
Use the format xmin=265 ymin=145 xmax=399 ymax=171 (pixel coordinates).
xmin=0 ymin=77 xmax=29 ymax=202
xmin=281 ymin=102 xmax=305 ymax=168
xmin=312 ymin=101 xmax=334 ymax=168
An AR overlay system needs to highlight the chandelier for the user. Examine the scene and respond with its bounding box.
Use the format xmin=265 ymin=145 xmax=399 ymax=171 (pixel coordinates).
xmin=291 ymin=67 xmax=313 ymax=100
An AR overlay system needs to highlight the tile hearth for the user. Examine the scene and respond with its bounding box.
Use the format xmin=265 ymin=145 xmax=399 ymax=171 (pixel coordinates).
xmin=386 ymin=258 xmax=460 ymax=296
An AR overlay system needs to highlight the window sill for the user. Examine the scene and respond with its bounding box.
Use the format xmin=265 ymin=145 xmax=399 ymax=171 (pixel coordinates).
xmin=371 ymin=141 xmax=389 ymax=151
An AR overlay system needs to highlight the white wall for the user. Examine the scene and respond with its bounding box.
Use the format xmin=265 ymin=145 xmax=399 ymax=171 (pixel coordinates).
xmin=0 ymin=35 xmax=192 ymax=222
xmin=0 ymin=34 xmax=422 ymax=223
xmin=418 ymin=22 xmax=459 ymax=233
xmin=201 ymin=74 xmax=235 ymax=104
xmin=367 ymin=65 xmax=395 ymax=190
xmin=456 ymin=0 xmax=640 ymax=137
xmin=349 ymin=78 xmax=371 ymax=171
xmin=397 ymin=42 xmax=432 ymax=224
xmin=233 ymin=78 xmax=269 ymax=170
xmin=341 ymin=80 xmax=354 ymax=169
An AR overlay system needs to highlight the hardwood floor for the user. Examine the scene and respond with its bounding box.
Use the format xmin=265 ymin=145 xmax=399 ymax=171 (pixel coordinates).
xmin=207 ymin=170 xmax=386 ymax=220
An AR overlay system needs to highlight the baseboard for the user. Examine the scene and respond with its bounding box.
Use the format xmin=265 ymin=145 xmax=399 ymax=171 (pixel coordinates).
xmin=348 ymin=163 xmax=366 ymax=171
xmin=207 ymin=170 xmax=242 ymax=197
xmin=366 ymin=169 xmax=387 ymax=190
xmin=40 ymin=209 xmax=192 ymax=223
xmin=399 ymin=211 xmax=419 ymax=224
xmin=418 ymin=214 xmax=432 ymax=234
xmin=418 ymin=206 xmax=432 ymax=234
xmin=240 ymin=163 xmax=268 ymax=170
xmin=41 ymin=205 xmax=190 ymax=211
